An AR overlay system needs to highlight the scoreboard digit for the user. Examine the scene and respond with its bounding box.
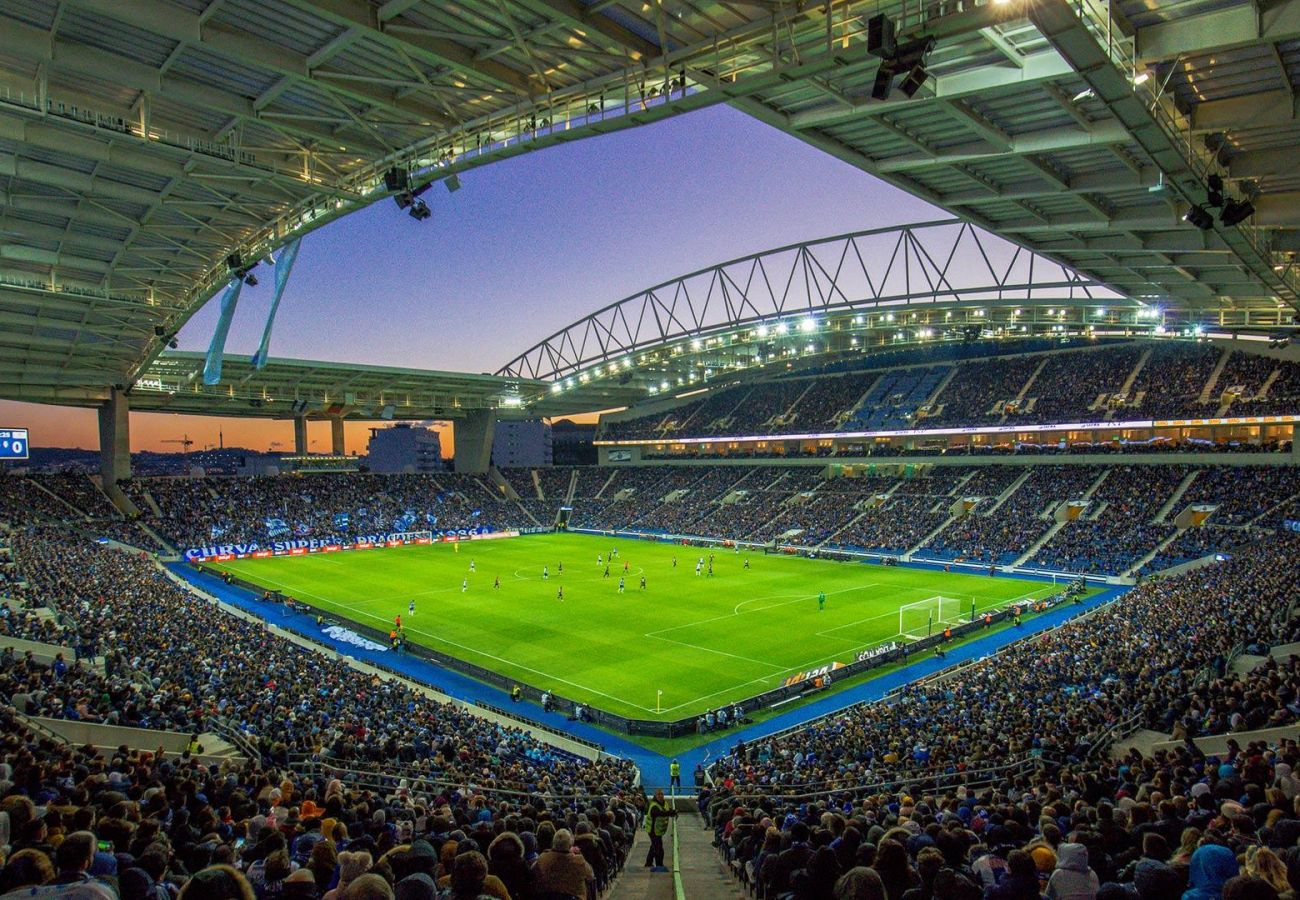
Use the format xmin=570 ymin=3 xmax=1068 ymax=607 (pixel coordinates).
xmin=0 ymin=428 xmax=29 ymax=460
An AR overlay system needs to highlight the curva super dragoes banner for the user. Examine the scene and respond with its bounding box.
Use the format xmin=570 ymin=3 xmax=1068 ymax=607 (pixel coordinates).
xmin=182 ymin=526 xmax=515 ymax=562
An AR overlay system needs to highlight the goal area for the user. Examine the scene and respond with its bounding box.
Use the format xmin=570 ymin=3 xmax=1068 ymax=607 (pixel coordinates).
xmin=898 ymin=595 xmax=968 ymax=640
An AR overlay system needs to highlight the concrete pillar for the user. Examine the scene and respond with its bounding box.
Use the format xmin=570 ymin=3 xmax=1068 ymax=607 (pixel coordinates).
xmin=455 ymin=409 xmax=497 ymax=473
xmin=97 ymin=388 xmax=131 ymax=484
xmin=330 ymin=417 xmax=346 ymax=455
xmin=293 ymin=416 xmax=308 ymax=455
xmin=98 ymin=388 xmax=139 ymax=516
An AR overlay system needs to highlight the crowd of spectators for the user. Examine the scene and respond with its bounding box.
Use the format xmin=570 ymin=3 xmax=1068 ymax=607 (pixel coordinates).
xmin=1008 ymin=345 xmax=1146 ymax=426
xmin=1139 ymin=527 xmax=1256 ymax=576
xmin=0 ymin=698 xmax=639 ymax=900
xmin=921 ymin=467 xmax=1100 ymax=565
xmin=706 ymin=533 xmax=1300 ymax=898
xmin=0 ymin=475 xmax=91 ymax=526
xmin=1180 ymin=468 xmax=1300 ymax=526
xmin=1 ymin=529 xmax=637 ymax=799
xmin=603 ymin=340 xmax=1300 ymax=448
xmin=929 ymin=355 xmax=1043 ymax=427
xmin=1131 ymin=342 xmax=1223 ymax=419
xmin=129 ymin=474 xmax=531 ymax=550
xmin=1030 ymin=466 xmax=1189 ymax=575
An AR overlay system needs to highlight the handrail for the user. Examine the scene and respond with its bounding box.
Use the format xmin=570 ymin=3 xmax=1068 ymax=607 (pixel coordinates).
xmin=1088 ymin=711 xmax=1145 ymax=761
xmin=207 ymin=715 xmax=261 ymax=762
xmin=11 ymin=708 xmax=71 ymax=747
xmin=671 ymin=818 xmax=686 ymax=900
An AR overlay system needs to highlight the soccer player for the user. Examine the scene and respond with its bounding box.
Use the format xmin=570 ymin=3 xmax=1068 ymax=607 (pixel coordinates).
xmin=618 ymin=576 xmax=625 ymax=594
xmin=543 ymin=565 xmax=549 ymax=580
xmin=469 ymin=559 xmax=475 ymax=572
xmin=461 ymin=577 xmax=468 ymax=593
xmin=640 ymin=574 xmax=647 ymax=590
xmin=818 ymin=590 xmax=826 ymax=610
xmin=494 ymin=575 xmax=501 ymax=589
xmin=672 ymin=557 xmax=677 ymax=568
xmin=604 ymin=565 xmax=610 ymax=578
xmin=597 ymin=554 xmax=602 ymax=567
xmin=556 ymin=584 xmax=564 ymax=601
xmin=623 ymin=559 xmax=629 ymax=573
xmin=408 ymin=599 xmax=415 ymax=617
xmin=395 ymin=614 xmax=402 ymax=629
xmin=743 ymin=557 xmax=750 ymax=570
xmin=558 ymin=561 xmax=563 ymax=575
xmin=694 ymin=560 xmax=702 ymax=576
xmin=707 ymin=562 xmax=713 ymax=577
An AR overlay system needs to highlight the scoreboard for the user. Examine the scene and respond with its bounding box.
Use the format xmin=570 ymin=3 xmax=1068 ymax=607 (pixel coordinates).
xmin=0 ymin=428 xmax=28 ymax=460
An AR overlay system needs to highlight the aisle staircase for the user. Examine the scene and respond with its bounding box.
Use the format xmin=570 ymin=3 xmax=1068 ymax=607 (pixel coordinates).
xmin=1198 ymin=348 xmax=1231 ymax=403
xmin=609 ymin=812 xmax=743 ymax=900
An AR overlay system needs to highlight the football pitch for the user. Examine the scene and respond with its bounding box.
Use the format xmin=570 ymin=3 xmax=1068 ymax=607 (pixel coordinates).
xmin=211 ymin=533 xmax=1059 ymax=722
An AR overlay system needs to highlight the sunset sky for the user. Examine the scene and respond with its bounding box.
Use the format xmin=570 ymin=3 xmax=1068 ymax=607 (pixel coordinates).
xmin=0 ymin=104 xmax=939 ymax=458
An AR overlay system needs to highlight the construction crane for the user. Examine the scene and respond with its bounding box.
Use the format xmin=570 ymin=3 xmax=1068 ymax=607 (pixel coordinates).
xmin=162 ymin=435 xmax=194 ymax=456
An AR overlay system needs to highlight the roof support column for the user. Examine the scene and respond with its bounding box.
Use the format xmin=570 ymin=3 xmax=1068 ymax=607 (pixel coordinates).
xmin=98 ymin=388 xmax=139 ymax=515
xmin=294 ymin=416 xmax=308 ymax=456
xmin=330 ymin=416 xmax=345 ymax=456
xmin=455 ymin=410 xmax=497 ymax=474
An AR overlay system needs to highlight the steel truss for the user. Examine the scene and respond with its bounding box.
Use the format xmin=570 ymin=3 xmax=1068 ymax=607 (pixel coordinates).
xmin=499 ymin=219 xmax=1120 ymax=382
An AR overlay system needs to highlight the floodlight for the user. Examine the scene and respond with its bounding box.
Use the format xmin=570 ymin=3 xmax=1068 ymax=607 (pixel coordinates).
xmin=1219 ymin=198 xmax=1255 ymax=227
xmin=1183 ymin=204 xmax=1214 ymax=231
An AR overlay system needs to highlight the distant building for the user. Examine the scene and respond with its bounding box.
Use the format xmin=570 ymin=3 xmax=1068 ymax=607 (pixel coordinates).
xmin=550 ymin=418 xmax=597 ymax=465
xmin=366 ymin=423 xmax=443 ymax=473
xmin=492 ymin=418 xmax=552 ymax=468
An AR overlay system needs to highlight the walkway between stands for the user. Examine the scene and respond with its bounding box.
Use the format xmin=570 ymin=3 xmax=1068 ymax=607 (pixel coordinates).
xmin=171 ymin=563 xmax=1123 ymax=781
xmin=608 ymin=812 xmax=742 ymax=900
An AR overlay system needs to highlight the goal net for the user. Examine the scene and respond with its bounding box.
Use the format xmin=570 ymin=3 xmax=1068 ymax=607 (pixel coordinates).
xmin=898 ymin=595 xmax=967 ymax=640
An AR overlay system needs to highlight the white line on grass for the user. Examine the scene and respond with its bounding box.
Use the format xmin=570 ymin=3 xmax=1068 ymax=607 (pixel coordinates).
xmin=219 ymin=567 xmax=660 ymax=713
xmin=644 ymin=634 xmax=789 ymax=671
xmin=643 ymin=583 xmax=880 ymax=639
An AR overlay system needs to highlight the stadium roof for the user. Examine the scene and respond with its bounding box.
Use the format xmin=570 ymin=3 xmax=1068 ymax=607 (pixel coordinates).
xmin=132 ymin=351 xmax=543 ymax=419
xmin=1 ymin=0 xmax=1298 ymax=418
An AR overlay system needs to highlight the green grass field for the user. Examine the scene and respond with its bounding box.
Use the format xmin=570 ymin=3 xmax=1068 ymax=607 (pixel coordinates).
xmin=212 ymin=533 xmax=1058 ymax=722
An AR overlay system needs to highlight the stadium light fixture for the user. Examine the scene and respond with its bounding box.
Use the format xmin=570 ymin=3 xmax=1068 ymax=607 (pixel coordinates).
xmin=775 ymin=322 xmax=789 ymax=335
xmin=1220 ymin=197 xmax=1255 ymax=227
xmin=691 ymin=338 xmax=702 ymax=350
xmin=1183 ymin=204 xmax=1215 ymax=230
xmin=1207 ymin=173 xmax=1225 ymax=208
xmin=757 ymin=324 xmax=770 ymax=338
xmin=799 ymin=318 xmax=817 ymax=333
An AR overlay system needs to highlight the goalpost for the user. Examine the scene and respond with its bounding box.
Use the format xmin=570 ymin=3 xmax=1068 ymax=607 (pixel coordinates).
xmin=898 ymin=595 xmax=968 ymax=640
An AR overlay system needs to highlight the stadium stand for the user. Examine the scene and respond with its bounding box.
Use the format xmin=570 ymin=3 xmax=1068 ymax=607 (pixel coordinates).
xmin=1028 ymin=466 xmax=1189 ymax=575
xmin=1129 ymin=342 xmax=1224 ymax=419
xmin=127 ymin=474 xmax=534 ymax=550
xmin=918 ymin=466 xmax=1102 ymax=565
xmin=924 ymin=354 xmax=1043 ymax=427
xmin=1004 ymin=344 xmax=1146 ymax=425
xmin=0 ymin=525 xmax=643 ymax=899
xmin=706 ymin=532 xmax=1300 ymax=898
xmin=602 ymin=340 xmax=1300 ymax=453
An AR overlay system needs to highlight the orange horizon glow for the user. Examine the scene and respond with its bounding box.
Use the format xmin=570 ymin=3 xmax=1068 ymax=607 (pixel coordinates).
xmin=0 ymin=399 xmax=596 ymax=460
